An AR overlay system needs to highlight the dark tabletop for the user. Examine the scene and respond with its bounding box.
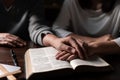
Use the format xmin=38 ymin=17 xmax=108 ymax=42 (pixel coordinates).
xmin=0 ymin=41 xmax=120 ymax=80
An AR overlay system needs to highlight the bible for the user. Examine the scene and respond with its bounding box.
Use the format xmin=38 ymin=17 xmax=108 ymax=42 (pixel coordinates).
xmin=25 ymin=47 xmax=112 ymax=80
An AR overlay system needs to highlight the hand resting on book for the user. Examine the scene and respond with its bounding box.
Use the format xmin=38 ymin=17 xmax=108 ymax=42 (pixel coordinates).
xmin=25 ymin=47 xmax=112 ymax=80
xmin=56 ymin=50 xmax=78 ymax=61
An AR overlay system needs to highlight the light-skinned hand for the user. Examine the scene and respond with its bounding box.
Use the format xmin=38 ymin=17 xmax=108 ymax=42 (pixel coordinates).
xmin=0 ymin=33 xmax=26 ymax=47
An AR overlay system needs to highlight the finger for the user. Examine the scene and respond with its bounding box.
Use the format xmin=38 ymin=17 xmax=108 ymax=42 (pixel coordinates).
xmin=76 ymin=40 xmax=88 ymax=59
xmin=0 ymin=41 xmax=16 ymax=47
xmin=6 ymin=42 xmax=16 ymax=47
xmin=68 ymin=39 xmax=85 ymax=59
xmin=67 ymin=54 xmax=77 ymax=61
xmin=0 ymin=34 xmax=19 ymax=47
xmin=82 ymin=42 xmax=89 ymax=58
xmin=14 ymin=37 xmax=26 ymax=46
xmin=7 ymin=35 xmax=26 ymax=46
xmin=12 ymin=36 xmax=26 ymax=46
xmin=3 ymin=38 xmax=21 ymax=47
xmin=11 ymin=39 xmax=26 ymax=47
xmin=56 ymin=51 xmax=67 ymax=60
xmin=58 ymin=53 xmax=71 ymax=61
xmin=82 ymin=42 xmax=88 ymax=59
xmin=68 ymin=38 xmax=79 ymax=54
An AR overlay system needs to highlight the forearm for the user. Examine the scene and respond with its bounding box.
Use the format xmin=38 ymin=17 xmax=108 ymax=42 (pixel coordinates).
xmin=68 ymin=33 xmax=112 ymax=43
xmin=29 ymin=15 xmax=53 ymax=45
xmin=87 ymin=40 xmax=120 ymax=56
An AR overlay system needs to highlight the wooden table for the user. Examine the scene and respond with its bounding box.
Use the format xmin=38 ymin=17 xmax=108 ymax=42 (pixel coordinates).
xmin=0 ymin=41 xmax=120 ymax=80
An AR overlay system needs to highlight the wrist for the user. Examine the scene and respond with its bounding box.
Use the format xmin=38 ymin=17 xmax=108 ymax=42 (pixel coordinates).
xmin=42 ymin=34 xmax=59 ymax=46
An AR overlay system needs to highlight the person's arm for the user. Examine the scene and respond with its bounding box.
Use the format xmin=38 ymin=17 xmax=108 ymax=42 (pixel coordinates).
xmin=85 ymin=38 xmax=120 ymax=57
xmin=55 ymin=34 xmax=116 ymax=61
xmin=42 ymin=33 xmax=80 ymax=57
xmin=28 ymin=0 xmax=81 ymax=57
xmin=68 ymin=33 xmax=114 ymax=43
xmin=28 ymin=0 xmax=53 ymax=46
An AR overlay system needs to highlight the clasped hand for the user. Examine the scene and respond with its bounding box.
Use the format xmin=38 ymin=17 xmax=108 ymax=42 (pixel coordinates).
xmin=55 ymin=34 xmax=113 ymax=61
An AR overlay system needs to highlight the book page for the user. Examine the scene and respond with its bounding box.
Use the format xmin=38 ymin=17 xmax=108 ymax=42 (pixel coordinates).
xmin=0 ymin=64 xmax=21 ymax=78
xmin=29 ymin=47 xmax=72 ymax=73
xmin=70 ymin=56 xmax=110 ymax=70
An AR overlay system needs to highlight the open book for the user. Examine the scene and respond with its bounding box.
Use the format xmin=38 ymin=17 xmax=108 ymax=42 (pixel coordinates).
xmin=25 ymin=47 xmax=112 ymax=80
